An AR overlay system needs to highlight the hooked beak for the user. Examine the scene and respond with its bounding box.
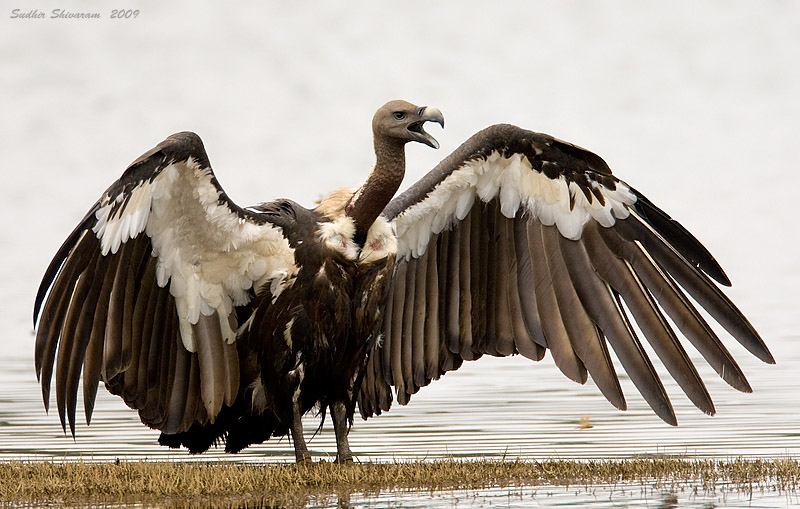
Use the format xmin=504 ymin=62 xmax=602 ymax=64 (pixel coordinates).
xmin=408 ymin=106 xmax=445 ymax=149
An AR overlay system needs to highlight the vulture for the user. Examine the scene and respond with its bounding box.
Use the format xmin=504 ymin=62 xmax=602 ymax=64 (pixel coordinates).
xmin=34 ymin=100 xmax=773 ymax=463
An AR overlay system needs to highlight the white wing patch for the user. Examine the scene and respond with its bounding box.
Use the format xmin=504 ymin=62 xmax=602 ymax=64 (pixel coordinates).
xmin=359 ymin=216 xmax=397 ymax=265
xmin=316 ymin=215 xmax=397 ymax=265
xmin=93 ymin=180 xmax=154 ymax=256
xmin=318 ymin=216 xmax=360 ymax=261
xmin=92 ymin=157 xmax=297 ymax=352
xmin=393 ymin=150 xmax=637 ymax=259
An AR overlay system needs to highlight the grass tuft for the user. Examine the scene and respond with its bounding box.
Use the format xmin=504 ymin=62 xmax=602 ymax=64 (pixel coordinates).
xmin=2 ymin=457 xmax=798 ymax=506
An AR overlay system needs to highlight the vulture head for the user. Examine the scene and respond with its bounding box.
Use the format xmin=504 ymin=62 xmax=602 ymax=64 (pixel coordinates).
xmin=340 ymin=100 xmax=446 ymax=240
xmin=372 ymin=100 xmax=445 ymax=149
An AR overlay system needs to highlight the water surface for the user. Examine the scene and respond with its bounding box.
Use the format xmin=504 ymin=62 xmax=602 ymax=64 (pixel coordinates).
xmin=2 ymin=339 xmax=799 ymax=462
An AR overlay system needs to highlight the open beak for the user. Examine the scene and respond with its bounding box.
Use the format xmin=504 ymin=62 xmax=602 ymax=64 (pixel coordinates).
xmin=408 ymin=106 xmax=445 ymax=149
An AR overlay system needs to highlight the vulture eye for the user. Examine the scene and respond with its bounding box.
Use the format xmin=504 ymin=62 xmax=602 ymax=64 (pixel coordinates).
xmin=393 ymin=111 xmax=406 ymax=120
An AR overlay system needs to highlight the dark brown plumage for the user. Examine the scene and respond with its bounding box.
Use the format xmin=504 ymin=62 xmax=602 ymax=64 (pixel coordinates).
xmin=34 ymin=101 xmax=771 ymax=462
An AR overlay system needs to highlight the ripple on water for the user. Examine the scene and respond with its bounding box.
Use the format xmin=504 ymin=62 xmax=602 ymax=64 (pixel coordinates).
xmin=1 ymin=345 xmax=799 ymax=462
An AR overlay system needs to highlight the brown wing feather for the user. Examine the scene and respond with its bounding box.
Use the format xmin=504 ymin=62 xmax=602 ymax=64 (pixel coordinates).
xmin=556 ymin=233 xmax=624 ymax=410
xmin=492 ymin=209 xmax=517 ymax=356
xmin=423 ymin=238 xmax=441 ymax=380
xmin=596 ymin=224 xmax=751 ymax=392
xmin=528 ymin=220 xmax=587 ymax=383
xmin=358 ymin=124 xmax=770 ymax=425
xmin=411 ymin=253 xmax=428 ymax=388
xmin=34 ymin=131 xmax=295 ymax=440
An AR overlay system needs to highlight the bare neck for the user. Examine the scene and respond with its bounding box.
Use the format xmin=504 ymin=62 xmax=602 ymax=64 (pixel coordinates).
xmin=347 ymin=136 xmax=406 ymax=238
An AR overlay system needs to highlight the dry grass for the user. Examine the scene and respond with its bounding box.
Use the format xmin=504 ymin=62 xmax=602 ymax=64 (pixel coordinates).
xmin=2 ymin=457 xmax=799 ymax=507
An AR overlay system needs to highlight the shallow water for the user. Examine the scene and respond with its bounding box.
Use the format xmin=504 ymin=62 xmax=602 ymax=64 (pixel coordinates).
xmin=2 ymin=342 xmax=799 ymax=463
xmin=2 ymin=0 xmax=800 ymax=507
xmin=316 ymin=483 xmax=800 ymax=509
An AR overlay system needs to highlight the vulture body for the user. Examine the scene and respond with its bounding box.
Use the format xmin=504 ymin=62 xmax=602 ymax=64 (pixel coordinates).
xmin=34 ymin=100 xmax=773 ymax=463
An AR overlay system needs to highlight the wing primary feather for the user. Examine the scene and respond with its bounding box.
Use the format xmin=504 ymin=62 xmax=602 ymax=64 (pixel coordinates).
xmin=102 ymin=242 xmax=135 ymax=381
xmin=423 ymin=237 xmax=441 ymax=381
xmin=390 ymin=262 xmax=407 ymax=398
xmin=66 ymin=251 xmax=109 ymax=426
xmin=555 ymin=235 xmax=626 ymax=409
xmin=372 ymin=342 xmax=393 ymax=413
xmin=470 ymin=204 xmax=489 ymax=354
xmin=483 ymin=202 xmax=499 ymax=355
xmin=411 ymin=251 xmax=428 ymax=388
xmin=437 ymin=231 xmax=461 ymax=373
xmin=360 ymin=358 xmax=376 ymax=419
xmin=133 ymin=258 xmax=158 ymax=408
xmin=366 ymin=353 xmax=378 ymax=417
xmin=140 ymin=290 xmax=169 ymax=427
xmin=182 ymin=353 xmax=202 ymax=431
xmin=611 ymin=288 xmax=677 ymax=425
xmin=82 ymin=251 xmax=120 ymax=425
xmin=632 ymin=190 xmax=730 ymax=286
xmin=401 ymin=257 xmax=418 ymax=395
xmin=375 ymin=346 xmax=392 ymax=413
xmin=632 ymin=264 xmax=715 ymax=414
xmin=146 ymin=283 xmax=170 ymax=392
xmin=122 ymin=244 xmax=150 ymax=405
xmin=597 ymin=224 xmax=752 ymax=393
xmin=561 ymin=225 xmax=673 ymax=416
xmin=504 ymin=213 xmax=542 ymax=360
xmin=64 ymin=251 xmax=109 ymax=435
xmin=539 ymin=228 xmax=630 ymax=406
xmin=381 ymin=276 xmax=395 ymax=385
xmin=368 ymin=351 xmax=380 ymax=417
xmin=143 ymin=293 xmax=175 ymax=428
xmin=579 ymin=225 xmax=677 ymax=424
xmin=161 ymin=306 xmax=179 ymax=429
xmin=359 ymin=350 xmax=376 ymax=418
xmin=585 ymin=224 xmax=714 ymax=415
xmin=54 ymin=271 xmax=88 ymax=430
xmin=34 ymin=206 xmax=97 ymax=326
xmin=120 ymin=236 xmax=150 ymax=373
xmin=56 ymin=249 xmax=102 ymax=435
xmin=163 ymin=332 xmax=191 ymax=434
xmin=527 ymin=220 xmax=586 ymax=383
xmin=492 ymin=210 xmax=516 ymax=356
xmin=443 ymin=227 xmax=462 ymax=355
xmin=194 ymin=313 xmax=226 ymax=421
xmin=618 ymin=214 xmax=773 ymax=364
xmin=222 ymin=319 xmax=240 ymax=407
xmin=512 ymin=216 xmax=547 ymax=352
xmin=458 ymin=209 xmax=476 ymax=359
xmin=458 ymin=217 xmax=477 ymax=357
xmin=35 ymin=230 xmax=94 ymax=406
xmin=140 ymin=301 xmax=170 ymax=428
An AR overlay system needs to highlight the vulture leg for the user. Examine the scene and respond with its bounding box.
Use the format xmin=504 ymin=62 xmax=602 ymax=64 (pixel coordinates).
xmin=331 ymin=400 xmax=354 ymax=463
xmin=290 ymin=399 xmax=310 ymax=463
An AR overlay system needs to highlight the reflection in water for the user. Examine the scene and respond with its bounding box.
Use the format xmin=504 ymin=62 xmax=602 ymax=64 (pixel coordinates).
xmin=102 ymin=482 xmax=795 ymax=508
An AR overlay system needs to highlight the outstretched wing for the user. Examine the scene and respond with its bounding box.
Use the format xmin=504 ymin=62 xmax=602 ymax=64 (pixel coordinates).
xmin=34 ymin=132 xmax=295 ymax=437
xmin=358 ymin=124 xmax=773 ymax=424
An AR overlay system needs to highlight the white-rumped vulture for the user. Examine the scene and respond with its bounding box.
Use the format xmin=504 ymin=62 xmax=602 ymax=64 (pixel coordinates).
xmin=34 ymin=100 xmax=773 ymax=462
